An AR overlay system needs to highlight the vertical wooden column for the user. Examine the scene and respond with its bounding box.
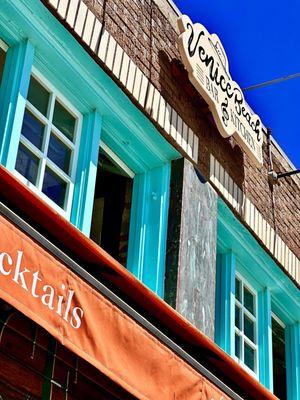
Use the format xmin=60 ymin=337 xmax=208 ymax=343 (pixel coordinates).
xmin=258 ymin=288 xmax=273 ymax=390
xmin=71 ymin=110 xmax=102 ymax=235
xmin=165 ymin=158 xmax=218 ymax=340
xmin=127 ymin=163 xmax=171 ymax=298
xmin=215 ymin=252 xmax=236 ymax=353
xmin=0 ymin=40 xmax=34 ymax=170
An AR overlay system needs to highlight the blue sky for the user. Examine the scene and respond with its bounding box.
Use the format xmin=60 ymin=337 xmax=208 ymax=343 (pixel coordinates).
xmin=173 ymin=0 xmax=300 ymax=168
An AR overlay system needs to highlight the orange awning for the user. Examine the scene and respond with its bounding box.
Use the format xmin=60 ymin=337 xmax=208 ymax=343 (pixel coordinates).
xmin=0 ymin=165 xmax=278 ymax=400
xmin=0 ymin=212 xmax=233 ymax=399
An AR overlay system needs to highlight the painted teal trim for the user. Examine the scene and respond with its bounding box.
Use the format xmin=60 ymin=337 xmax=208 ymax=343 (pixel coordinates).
xmin=215 ymin=252 xmax=235 ymax=355
xmin=0 ymin=0 xmax=179 ymax=172
xmin=0 ymin=0 xmax=180 ymax=296
xmin=0 ymin=40 xmax=34 ymax=170
xmin=217 ymin=198 xmax=299 ymax=323
xmin=127 ymin=163 xmax=171 ymax=297
xmin=71 ymin=111 xmax=102 ymax=235
xmin=286 ymin=323 xmax=300 ymax=400
xmin=217 ymin=197 xmax=300 ymax=394
xmin=258 ymin=288 xmax=273 ymax=390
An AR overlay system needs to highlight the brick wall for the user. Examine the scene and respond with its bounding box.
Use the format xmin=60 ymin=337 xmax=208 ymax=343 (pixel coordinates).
xmin=81 ymin=0 xmax=299 ymax=260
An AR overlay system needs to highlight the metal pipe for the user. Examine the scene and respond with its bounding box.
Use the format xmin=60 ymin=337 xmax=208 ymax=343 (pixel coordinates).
xmin=277 ymin=169 xmax=300 ymax=179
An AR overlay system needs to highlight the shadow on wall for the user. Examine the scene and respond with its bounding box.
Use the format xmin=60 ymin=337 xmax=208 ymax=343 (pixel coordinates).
xmin=156 ymin=49 xmax=245 ymax=188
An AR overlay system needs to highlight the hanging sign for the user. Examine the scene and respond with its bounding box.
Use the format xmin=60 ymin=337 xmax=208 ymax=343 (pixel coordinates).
xmin=178 ymin=15 xmax=264 ymax=166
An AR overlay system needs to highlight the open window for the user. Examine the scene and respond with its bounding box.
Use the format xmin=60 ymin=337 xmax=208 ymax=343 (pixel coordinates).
xmin=90 ymin=144 xmax=134 ymax=267
xmin=272 ymin=314 xmax=287 ymax=399
xmin=0 ymin=39 xmax=8 ymax=89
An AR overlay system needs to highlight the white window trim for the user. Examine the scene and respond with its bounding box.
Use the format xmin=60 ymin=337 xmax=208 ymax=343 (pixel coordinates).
xmin=14 ymin=67 xmax=82 ymax=220
xmin=0 ymin=38 xmax=8 ymax=52
xmin=271 ymin=312 xmax=286 ymax=329
xmin=234 ymin=272 xmax=259 ymax=379
xmin=100 ymin=141 xmax=135 ymax=178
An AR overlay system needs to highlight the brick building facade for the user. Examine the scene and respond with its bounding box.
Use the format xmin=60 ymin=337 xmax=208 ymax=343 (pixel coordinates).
xmin=0 ymin=0 xmax=298 ymax=398
xmin=56 ymin=0 xmax=299 ymax=285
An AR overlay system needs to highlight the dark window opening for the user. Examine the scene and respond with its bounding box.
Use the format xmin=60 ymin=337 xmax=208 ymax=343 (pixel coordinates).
xmin=90 ymin=148 xmax=133 ymax=267
xmin=272 ymin=316 xmax=287 ymax=400
xmin=0 ymin=46 xmax=7 ymax=88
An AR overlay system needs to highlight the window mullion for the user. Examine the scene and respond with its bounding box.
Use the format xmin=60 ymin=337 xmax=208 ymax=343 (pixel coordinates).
xmin=38 ymin=122 xmax=52 ymax=191
xmin=38 ymin=159 xmax=47 ymax=191
xmin=241 ymin=332 xmax=245 ymax=364
xmin=46 ymin=159 xmax=72 ymax=182
xmin=19 ymin=136 xmax=44 ymax=159
xmin=26 ymin=101 xmax=49 ymax=125
xmin=51 ymin=125 xmax=75 ymax=149
xmin=43 ymin=93 xmax=55 ymax=157
xmin=48 ymin=92 xmax=56 ymax=121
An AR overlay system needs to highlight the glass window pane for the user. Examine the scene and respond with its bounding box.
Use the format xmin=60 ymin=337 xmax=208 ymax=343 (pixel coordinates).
xmin=21 ymin=109 xmax=45 ymax=150
xmin=48 ymin=134 xmax=71 ymax=174
xmin=235 ymin=305 xmax=242 ymax=330
xmin=15 ymin=143 xmax=39 ymax=184
xmin=0 ymin=47 xmax=6 ymax=86
xmin=235 ymin=334 xmax=241 ymax=359
xmin=235 ymin=277 xmax=241 ymax=302
xmin=244 ymin=343 xmax=255 ymax=371
xmin=244 ymin=286 xmax=255 ymax=315
xmin=27 ymin=76 xmax=50 ymax=116
xmin=42 ymin=168 xmax=67 ymax=208
xmin=53 ymin=101 xmax=76 ymax=141
xmin=244 ymin=315 xmax=255 ymax=342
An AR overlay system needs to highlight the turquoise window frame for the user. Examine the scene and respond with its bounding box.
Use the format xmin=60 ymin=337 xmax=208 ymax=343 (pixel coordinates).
xmin=216 ymin=198 xmax=300 ymax=397
xmin=0 ymin=0 xmax=180 ymax=298
xmin=234 ymin=272 xmax=260 ymax=377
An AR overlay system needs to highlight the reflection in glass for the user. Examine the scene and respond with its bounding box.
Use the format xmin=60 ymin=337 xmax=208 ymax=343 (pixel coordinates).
xmin=235 ymin=277 xmax=241 ymax=302
xmin=235 ymin=334 xmax=241 ymax=358
xmin=244 ymin=286 xmax=254 ymax=315
xmin=48 ymin=134 xmax=71 ymax=174
xmin=244 ymin=315 xmax=255 ymax=342
xmin=244 ymin=343 xmax=255 ymax=371
xmin=15 ymin=143 xmax=39 ymax=184
xmin=235 ymin=305 xmax=242 ymax=329
xmin=21 ymin=109 xmax=45 ymax=150
xmin=27 ymin=76 xmax=50 ymax=116
xmin=53 ymin=101 xmax=75 ymax=141
xmin=42 ymin=168 xmax=66 ymax=208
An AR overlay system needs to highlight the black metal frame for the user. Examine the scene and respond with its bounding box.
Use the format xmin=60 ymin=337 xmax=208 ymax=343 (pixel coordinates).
xmin=276 ymin=169 xmax=300 ymax=179
xmin=0 ymin=202 xmax=244 ymax=400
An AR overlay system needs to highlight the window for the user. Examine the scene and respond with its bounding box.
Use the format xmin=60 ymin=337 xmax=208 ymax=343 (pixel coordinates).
xmin=217 ymin=200 xmax=299 ymax=397
xmin=90 ymin=144 xmax=134 ymax=267
xmin=272 ymin=314 xmax=287 ymax=399
xmin=14 ymin=71 xmax=81 ymax=217
xmin=234 ymin=275 xmax=258 ymax=376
